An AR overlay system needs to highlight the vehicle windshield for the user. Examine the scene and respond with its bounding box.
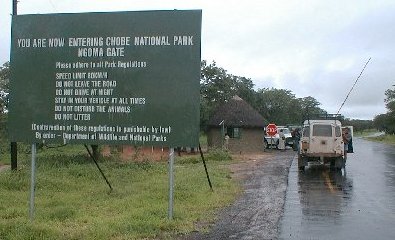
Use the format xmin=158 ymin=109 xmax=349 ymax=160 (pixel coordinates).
xmin=280 ymin=128 xmax=290 ymax=134
xmin=312 ymin=124 xmax=332 ymax=137
xmin=302 ymin=126 xmax=310 ymax=137
xmin=335 ymin=126 xmax=341 ymax=137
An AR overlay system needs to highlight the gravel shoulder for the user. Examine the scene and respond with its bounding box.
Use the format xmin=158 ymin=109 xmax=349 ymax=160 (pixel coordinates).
xmin=183 ymin=150 xmax=295 ymax=240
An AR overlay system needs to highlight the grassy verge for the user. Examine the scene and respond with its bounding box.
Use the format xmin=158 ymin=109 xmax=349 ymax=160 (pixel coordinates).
xmin=0 ymin=143 xmax=40 ymax=166
xmin=0 ymin=145 xmax=240 ymax=239
xmin=365 ymin=134 xmax=395 ymax=145
xmin=0 ymin=153 xmax=10 ymax=165
xmin=353 ymin=129 xmax=379 ymax=138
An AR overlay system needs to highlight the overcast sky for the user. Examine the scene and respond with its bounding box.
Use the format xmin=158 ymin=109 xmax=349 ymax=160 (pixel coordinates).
xmin=1 ymin=0 xmax=394 ymax=120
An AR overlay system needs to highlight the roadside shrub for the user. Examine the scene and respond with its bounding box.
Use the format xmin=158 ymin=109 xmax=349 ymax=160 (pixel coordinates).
xmin=206 ymin=148 xmax=232 ymax=162
xmin=176 ymin=156 xmax=200 ymax=165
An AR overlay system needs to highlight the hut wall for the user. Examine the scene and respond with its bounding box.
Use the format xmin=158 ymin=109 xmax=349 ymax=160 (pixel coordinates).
xmin=207 ymin=127 xmax=265 ymax=153
xmin=207 ymin=128 xmax=223 ymax=149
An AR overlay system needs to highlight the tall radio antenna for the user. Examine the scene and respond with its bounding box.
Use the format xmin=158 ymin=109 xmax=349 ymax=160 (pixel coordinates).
xmin=336 ymin=57 xmax=371 ymax=115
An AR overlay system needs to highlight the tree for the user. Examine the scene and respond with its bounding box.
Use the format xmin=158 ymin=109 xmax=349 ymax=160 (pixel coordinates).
xmin=255 ymin=88 xmax=298 ymax=125
xmin=253 ymin=89 xmax=327 ymax=126
xmin=200 ymin=60 xmax=256 ymax=128
xmin=0 ymin=61 xmax=10 ymax=113
xmin=298 ymin=96 xmax=327 ymax=122
xmin=373 ymin=114 xmax=387 ymax=132
xmin=233 ymin=75 xmax=256 ymax=107
xmin=374 ymin=113 xmax=393 ymax=133
xmin=200 ymin=60 xmax=232 ymax=128
xmin=385 ymin=88 xmax=395 ymax=113
xmin=343 ymin=118 xmax=374 ymax=133
xmin=0 ymin=62 xmax=10 ymax=156
xmin=374 ymin=86 xmax=395 ymax=134
xmin=200 ymin=60 xmax=234 ymax=104
xmin=200 ymin=60 xmax=327 ymax=130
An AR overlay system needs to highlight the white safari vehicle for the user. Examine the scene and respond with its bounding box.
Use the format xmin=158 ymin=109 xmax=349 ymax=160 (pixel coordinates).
xmin=298 ymin=119 xmax=345 ymax=171
xmin=264 ymin=126 xmax=293 ymax=148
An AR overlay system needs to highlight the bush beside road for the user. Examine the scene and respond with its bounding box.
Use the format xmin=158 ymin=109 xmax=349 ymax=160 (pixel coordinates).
xmin=365 ymin=133 xmax=395 ymax=145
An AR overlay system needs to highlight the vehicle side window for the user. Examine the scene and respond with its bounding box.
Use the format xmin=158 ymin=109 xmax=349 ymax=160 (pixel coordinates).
xmin=335 ymin=126 xmax=341 ymax=137
xmin=312 ymin=125 xmax=332 ymax=137
xmin=302 ymin=126 xmax=310 ymax=137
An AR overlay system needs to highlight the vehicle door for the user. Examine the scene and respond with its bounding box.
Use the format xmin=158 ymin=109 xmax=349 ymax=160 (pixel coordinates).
xmin=309 ymin=124 xmax=338 ymax=154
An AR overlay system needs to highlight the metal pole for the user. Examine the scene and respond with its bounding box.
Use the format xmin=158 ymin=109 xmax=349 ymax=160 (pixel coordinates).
xmin=336 ymin=57 xmax=371 ymax=115
xmin=199 ymin=143 xmax=213 ymax=191
xmin=13 ymin=0 xmax=17 ymax=15
xmin=84 ymin=144 xmax=113 ymax=191
xmin=11 ymin=142 xmax=17 ymax=170
xmin=219 ymin=120 xmax=224 ymax=148
xmin=168 ymin=148 xmax=174 ymax=219
xmin=221 ymin=121 xmax=225 ymax=148
xmin=11 ymin=0 xmax=18 ymax=171
xmin=29 ymin=144 xmax=36 ymax=221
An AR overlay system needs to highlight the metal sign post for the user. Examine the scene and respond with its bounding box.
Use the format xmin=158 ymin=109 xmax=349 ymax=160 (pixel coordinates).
xmin=10 ymin=0 xmax=18 ymax=172
xmin=168 ymin=148 xmax=175 ymax=219
xmin=29 ymin=143 xmax=37 ymax=221
xmin=219 ymin=120 xmax=225 ymax=148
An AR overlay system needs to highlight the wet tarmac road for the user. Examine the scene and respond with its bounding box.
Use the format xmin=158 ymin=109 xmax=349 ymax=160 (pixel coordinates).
xmin=279 ymin=138 xmax=395 ymax=239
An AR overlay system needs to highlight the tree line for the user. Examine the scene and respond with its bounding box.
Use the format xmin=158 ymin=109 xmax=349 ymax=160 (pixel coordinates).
xmin=373 ymin=87 xmax=395 ymax=134
xmin=201 ymin=60 xmax=329 ymax=128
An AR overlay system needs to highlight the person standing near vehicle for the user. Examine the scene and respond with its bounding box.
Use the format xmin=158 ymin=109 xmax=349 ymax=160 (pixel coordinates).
xmin=342 ymin=127 xmax=351 ymax=160
xmin=292 ymin=128 xmax=301 ymax=151
xmin=278 ymin=129 xmax=286 ymax=151
xmin=224 ymin=133 xmax=230 ymax=151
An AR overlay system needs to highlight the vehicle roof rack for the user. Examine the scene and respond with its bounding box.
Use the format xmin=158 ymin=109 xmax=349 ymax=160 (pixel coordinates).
xmin=305 ymin=113 xmax=344 ymax=121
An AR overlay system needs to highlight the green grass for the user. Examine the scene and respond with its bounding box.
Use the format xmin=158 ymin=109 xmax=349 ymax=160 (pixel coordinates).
xmin=366 ymin=133 xmax=395 ymax=145
xmin=0 ymin=153 xmax=10 ymax=165
xmin=199 ymin=132 xmax=208 ymax=147
xmin=353 ymin=129 xmax=380 ymax=137
xmin=0 ymin=145 xmax=240 ymax=239
xmin=0 ymin=140 xmax=12 ymax=166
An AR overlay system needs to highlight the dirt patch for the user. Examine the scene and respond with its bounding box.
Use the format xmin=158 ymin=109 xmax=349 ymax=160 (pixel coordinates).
xmin=0 ymin=165 xmax=10 ymax=172
xmin=228 ymin=152 xmax=273 ymax=181
xmin=101 ymin=145 xmax=170 ymax=161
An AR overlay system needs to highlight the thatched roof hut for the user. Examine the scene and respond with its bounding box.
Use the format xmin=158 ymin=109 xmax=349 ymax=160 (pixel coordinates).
xmin=207 ymin=96 xmax=267 ymax=153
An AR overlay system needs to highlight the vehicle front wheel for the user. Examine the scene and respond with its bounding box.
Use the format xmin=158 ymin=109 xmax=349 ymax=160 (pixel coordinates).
xmin=298 ymin=155 xmax=306 ymax=171
xmin=263 ymin=140 xmax=268 ymax=149
xmin=264 ymin=140 xmax=269 ymax=149
xmin=335 ymin=157 xmax=345 ymax=170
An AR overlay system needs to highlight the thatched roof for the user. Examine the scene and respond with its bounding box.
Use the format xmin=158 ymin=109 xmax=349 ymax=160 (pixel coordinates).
xmin=208 ymin=96 xmax=267 ymax=128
